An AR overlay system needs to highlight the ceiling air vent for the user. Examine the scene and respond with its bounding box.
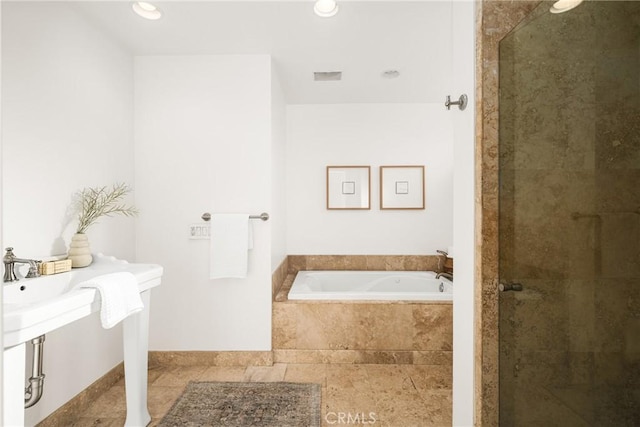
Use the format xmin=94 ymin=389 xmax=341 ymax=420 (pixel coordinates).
xmin=314 ymin=71 xmax=342 ymax=81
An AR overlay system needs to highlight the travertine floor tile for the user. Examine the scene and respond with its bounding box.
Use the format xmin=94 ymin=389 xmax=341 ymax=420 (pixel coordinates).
xmin=366 ymin=364 xmax=418 ymax=393
xmin=376 ymin=397 xmax=432 ymax=426
xmin=324 ymin=364 xmax=378 ymax=423
xmin=326 ymin=364 xmax=370 ymax=390
xmin=147 ymin=386 xmax=185 ymax=419
xmin=147 ymin=365 xmax=168 ymax=384
xmin=150 ymin=365 xmax=209 ymax=387
xmin=71 ymin=417 xmax=126 ymax=427
xmin=72 ymin=362 xmax=454 ymax=427
xmin=321 ymin=409 xmax=379 ymax=427
xmin=284 ymin=363 xmax=327 ymax=387
xmin=200 ymin=365 xmax=246 ymax=382
xmin=243 ymin=363 xmax=287 ymax=382
xmin=324 ymin=393 xmax=379 ymax=418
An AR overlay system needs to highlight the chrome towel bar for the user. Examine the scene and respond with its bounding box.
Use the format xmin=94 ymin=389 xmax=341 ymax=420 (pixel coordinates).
xmin=201 ymin=212 xmax=269 ymax=222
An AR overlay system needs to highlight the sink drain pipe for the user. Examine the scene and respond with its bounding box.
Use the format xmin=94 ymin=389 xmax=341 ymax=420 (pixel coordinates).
xmin=24 ymin=335 xmax=46 ymax=408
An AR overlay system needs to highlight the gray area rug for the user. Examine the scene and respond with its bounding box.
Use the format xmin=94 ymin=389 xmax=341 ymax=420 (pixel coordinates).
xmin=158 ymin=381 xmax=321 ymax=427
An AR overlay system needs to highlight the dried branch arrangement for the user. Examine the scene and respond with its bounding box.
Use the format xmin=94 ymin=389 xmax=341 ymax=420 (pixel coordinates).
xmin=75 ymin=183 xmax=138 ymax=234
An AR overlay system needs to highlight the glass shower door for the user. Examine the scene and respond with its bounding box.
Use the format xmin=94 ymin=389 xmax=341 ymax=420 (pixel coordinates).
xmin=498 ymin=1 xmax=640 ymax=425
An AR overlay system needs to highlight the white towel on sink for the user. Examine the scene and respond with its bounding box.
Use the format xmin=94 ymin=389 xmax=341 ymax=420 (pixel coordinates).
xmin=77 ymin=272 xmax=143 ymax=329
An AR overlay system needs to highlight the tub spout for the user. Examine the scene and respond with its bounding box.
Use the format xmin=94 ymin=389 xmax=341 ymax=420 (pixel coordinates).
xmin=436 ymin=250 xmax=448 ymax=273
xmin=436 ymin=272 xmax=453 ymax=282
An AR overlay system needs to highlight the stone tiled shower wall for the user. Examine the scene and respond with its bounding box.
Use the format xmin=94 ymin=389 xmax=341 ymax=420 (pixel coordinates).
xmin=498 ymin=2 xmax=640 ymax=426
xmin=478 ymin=1 xmax=541 ymax=424
xmin=479 ymin=0 xmax=640 ymax=424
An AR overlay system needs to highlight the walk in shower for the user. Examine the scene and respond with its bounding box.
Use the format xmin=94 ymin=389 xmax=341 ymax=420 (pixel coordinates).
xmin=498 ymin=1 xmax=640 ymax=425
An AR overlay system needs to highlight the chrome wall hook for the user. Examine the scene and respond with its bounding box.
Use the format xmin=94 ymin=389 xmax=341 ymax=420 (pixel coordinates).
xmin=445 ymin=94 xmax=468 ymax=111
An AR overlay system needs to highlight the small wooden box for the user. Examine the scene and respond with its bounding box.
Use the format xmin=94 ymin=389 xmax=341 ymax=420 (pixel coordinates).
xmin=39 ymin=259 xmax=73 ymax=275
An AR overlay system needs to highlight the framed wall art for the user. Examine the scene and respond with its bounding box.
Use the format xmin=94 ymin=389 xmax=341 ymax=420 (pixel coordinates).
xmin=380 ymin=165 xmax=425 ymax=210
xmin=326 ymin=166 xmax=371 ymax=210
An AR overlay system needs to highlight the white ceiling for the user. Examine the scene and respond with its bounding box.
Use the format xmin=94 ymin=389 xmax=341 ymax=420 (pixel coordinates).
xmin=74 ymin=1 xmax=454 ymax=104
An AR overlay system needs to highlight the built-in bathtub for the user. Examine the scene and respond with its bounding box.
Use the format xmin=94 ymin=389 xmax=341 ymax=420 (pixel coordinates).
xmin=273 ymin=268 xmax=453 ymax=365
xmin=288 ymin=270 xmax=453 ymax=301
xmin=272 ymin=255 xmax=453 ymax=364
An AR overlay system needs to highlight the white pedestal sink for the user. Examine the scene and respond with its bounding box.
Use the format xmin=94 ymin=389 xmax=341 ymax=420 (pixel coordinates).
xmin=2 ymin=254 xmax=163 ymax=427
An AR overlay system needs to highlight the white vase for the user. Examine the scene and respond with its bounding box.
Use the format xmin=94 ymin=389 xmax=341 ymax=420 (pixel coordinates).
xmin=68 ymin=233 xmax=93 ymax=268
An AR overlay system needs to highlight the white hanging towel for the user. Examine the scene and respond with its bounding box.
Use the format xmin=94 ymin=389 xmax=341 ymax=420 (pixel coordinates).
xmin=77 ymin=272 xmax=144 ymax=329
xmin=210 ymin=213 xmax=253 ymax=279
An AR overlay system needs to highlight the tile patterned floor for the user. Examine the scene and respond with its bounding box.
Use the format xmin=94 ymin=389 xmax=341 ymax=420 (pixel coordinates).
xmin=71 ymin=363 xmax=452 ymax=427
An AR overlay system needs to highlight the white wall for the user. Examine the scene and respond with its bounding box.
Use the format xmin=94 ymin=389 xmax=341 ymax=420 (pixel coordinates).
xmin=286 ymin=104 xmax=453 ymax=255
xmin=2 ymin=3 xmax=135 ymax=260
xmin=135 ymin=55 xmax=273 ymax=351
xmin=0 ymin=2 xmax=4 ymax=421
xmin=270 ymin=63 xmax=287 ymax=271
xmin=1 ymin=3 xmax=135 ymax=425
xmin=451 ymin=0 xmax=476 ymax=424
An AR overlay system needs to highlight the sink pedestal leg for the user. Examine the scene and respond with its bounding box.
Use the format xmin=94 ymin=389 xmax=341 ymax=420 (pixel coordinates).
xmin=3 ymin=343 xmax=26 ymax=427
xmin=123 ymin=289 xmax=152 ymax=427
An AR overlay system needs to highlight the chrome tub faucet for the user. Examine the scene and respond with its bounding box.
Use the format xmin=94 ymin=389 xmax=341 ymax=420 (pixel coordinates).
xmin=3 ymin=247 xmax=41 ymax=282
xmin=435 ymin=272 xmax=453 ymax=281
xmin=436 ymin=249 xmax=449 ymax=271
xmin=436 ymin=249 xmax=453 ymax=282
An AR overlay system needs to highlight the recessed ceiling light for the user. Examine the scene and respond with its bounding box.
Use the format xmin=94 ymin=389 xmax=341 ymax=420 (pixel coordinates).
xmin=550 ymin=0 xmax=584 ymax=14
xmin=314 ymin=0 xmax=339 ymax=18
xmin=132 ymin=2 xmax=163 ymax=20
xmin=382 ymin=70 xmax=400 ymax=79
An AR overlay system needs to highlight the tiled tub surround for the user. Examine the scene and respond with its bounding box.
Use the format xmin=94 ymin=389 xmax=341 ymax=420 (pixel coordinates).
xmin=273 ymin=255 xmax=452 ymax=366
xmin=289 ymin=255 xmax=441 ymax=274
xmin=273 ymin=299 xmax=452 ymax=365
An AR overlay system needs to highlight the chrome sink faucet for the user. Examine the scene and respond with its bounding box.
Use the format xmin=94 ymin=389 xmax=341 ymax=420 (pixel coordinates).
xmin=3 ymin=247 xmax=41 ymax=282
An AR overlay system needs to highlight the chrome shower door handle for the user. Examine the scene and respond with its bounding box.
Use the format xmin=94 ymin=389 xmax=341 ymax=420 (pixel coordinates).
xmin=445 ymin=94 xmax=468 ymax=111
xmin=499 ymin=282 xmax=523 ymax=292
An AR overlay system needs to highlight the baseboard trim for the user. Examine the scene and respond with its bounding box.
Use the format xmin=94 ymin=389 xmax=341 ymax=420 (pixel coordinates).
xmin=273 ymin=349 xmax=452 ymax=365
xmin=149 ymin=351 xmax=274 ymax=367
xmin=36 ymin=363 xmax=124 ymax=427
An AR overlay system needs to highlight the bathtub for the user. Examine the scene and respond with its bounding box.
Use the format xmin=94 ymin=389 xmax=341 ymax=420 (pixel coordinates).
xmin=288 ymin=270 xmax=452 ymax=301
